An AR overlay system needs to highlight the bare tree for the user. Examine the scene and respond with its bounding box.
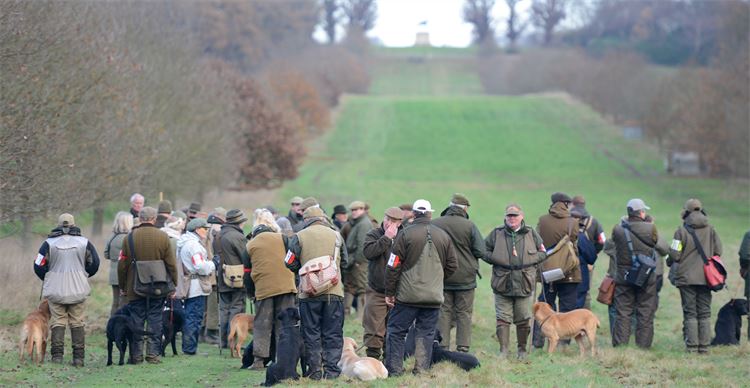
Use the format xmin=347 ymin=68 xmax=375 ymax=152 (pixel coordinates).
xmin=531 ymin=0 xmax=567 ymax=45
xmin=463 ymin=0 xmax=496 ymax=45
xmin=342 ymin=0 xmax=377 ymax=32
xmin=321 ymin=0 xmax=340 ymax=44
xmin=505 ymin=0 xmax=527 ymax=51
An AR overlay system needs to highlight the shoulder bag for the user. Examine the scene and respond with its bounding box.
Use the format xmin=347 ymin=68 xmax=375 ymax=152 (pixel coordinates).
xmin=684 ymin=225 xmax=726 ymax=291
xmin=128 ymin=233 xmax=175 ymax=298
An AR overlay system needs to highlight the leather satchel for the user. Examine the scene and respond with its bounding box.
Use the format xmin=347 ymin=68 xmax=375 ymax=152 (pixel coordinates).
xmin=596 ymin=275 xmax=615 ymax=305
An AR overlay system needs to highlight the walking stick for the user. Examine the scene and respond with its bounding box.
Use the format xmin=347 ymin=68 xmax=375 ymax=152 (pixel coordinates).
xmin=217 ymin=289 xmax=222 ymax=356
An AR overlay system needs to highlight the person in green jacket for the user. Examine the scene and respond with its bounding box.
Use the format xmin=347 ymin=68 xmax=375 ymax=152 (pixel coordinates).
xmin=668 ymin=199 xmax=722 ymax=353
xmin=432 ymin=193 xmax=485 ymax=353
xmin=738 ymin=229 xmax=750 ymax=340
xmin=483 ymin=203 xmax=546 ymax=359
xmin=344 ymin=200 xmax=374 ymax=319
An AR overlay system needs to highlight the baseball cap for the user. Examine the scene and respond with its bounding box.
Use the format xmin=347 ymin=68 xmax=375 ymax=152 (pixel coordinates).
xmin=58 ymin=213 xmax=75 ymax=227
xmin=626 ymin=198 xmax=650 ymax=211
xmin=505 ymin=204 xmax=522 ymax=216
xmin=412 ymin=199 xmax=434 ymax=213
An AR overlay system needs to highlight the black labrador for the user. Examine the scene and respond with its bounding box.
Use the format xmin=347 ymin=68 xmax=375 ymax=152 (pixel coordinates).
xmin=711 ymin=298 xmax=749 ymax=346
xmin=404 ymin=326 xmax=480 ymax=371
xmin=106 ymin=305 xmax=153 ymax=366
xmin=263 ymin=307 xmax=306 ymax=387
xmin=161 ymin=298 xmax=185 ymax=356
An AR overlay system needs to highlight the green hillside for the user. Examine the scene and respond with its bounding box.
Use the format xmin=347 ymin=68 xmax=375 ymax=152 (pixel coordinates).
xmin=3 ymin=47 xmax=749 ymax=386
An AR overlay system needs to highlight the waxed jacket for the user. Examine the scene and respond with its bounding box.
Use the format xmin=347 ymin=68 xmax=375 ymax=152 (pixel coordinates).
xmin=668 ymin=211 xmax=722 ymax=287
xmin=432 ymin=206 xmax=485 ymax=290
xmin=537 ymin=202 xmax=581 ymax=283
xmin=483 ymin=222 xmax=546 ymax=297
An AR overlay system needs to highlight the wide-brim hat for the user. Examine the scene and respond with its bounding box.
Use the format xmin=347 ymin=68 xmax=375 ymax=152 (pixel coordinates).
xmin=225 ymin=209 xmax=247 ymax=224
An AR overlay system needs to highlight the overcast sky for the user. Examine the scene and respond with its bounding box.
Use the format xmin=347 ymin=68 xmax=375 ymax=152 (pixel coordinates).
xmin=369 ymin=0 xmax=524 ymax=47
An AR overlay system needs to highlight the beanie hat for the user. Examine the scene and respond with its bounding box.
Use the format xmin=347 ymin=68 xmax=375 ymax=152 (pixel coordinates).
xmin=225 ymin=209 xmax=247 ymax=224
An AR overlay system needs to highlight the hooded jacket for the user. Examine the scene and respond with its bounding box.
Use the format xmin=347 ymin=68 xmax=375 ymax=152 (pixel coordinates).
xmin=177 ymin=231 xmax=215 ymax=298
xmin=668 ymin=211 xmax=722 ymax=287
xmin=536 ymin=202 xmax=581 ymax=283
xmin=431 ymin=206 xmax=485 ymax=290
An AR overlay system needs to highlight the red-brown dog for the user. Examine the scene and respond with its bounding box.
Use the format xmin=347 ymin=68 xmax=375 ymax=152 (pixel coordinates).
xmin=533 ymin=302 xmax=599 ymax=356
xmin=19 ymin=299 xmax=50 ymax=365
xmin=228 ymin=313 xmax=254 ymax=358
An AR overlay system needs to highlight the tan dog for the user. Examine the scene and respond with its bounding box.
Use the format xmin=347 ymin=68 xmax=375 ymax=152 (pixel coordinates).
xmin=338 ymin=337 xmax=388 ymax=381
xmin=533 ymin=302 xmax=600 ymax=356
xmin=19 ymin=299 xmax=50 ymax=365
xmin=228 ymin=313 xmax=254 ymax=358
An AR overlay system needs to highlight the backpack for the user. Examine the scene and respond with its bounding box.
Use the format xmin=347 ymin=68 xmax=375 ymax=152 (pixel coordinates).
xmin=299 ymin=234 xmax=341 ymax=297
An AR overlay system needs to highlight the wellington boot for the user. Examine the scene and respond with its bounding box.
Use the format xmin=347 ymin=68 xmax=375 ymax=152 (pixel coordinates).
xmin=71 ymin=326 xmax=85 ymax=367
xmin=496 ymin=324 xmax=510 ymax=358
xmin=516 ymin=322 xmax=531 ymax=360
xmin=50 ymin=326 xmax=65 ymax=363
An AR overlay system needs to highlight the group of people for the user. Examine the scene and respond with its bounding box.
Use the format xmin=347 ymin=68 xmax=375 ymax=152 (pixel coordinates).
xmin=31 ymin=191 xmax=750 ymax=377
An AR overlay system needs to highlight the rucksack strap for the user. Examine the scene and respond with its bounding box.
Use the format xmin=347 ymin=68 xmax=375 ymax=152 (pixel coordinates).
xmin=684 ymin=224 xmax=709 ymax=265
xmin=621 ymin=222 xmax=638 ymax=263
xmin=621 ymin=222 xmax=656 ymax=248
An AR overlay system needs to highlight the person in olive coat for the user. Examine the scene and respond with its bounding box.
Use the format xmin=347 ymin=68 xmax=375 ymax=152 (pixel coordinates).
xmin=668 ymin=199 xmax=722 ymax=353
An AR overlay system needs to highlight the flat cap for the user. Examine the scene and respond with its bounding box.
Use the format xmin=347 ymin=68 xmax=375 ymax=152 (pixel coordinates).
xmin=157 ymin=200 xmax=173 ymax=214
xmin=187 ymin=218 xmax=208 ymax=232
xmin=550 ymin=192 xmax=572 ymax=204
xmin=300 ymin=197 xmax=319 ymax=212
xmin=384 ymin=207 xmax=404 ymax=220
xmin=290 ymin=196 xmax=304 ymax=205
xmin=451 ymin=193 xmax=470 ymax=206
xmin=349 ymin=201 xmax=366 ymax=210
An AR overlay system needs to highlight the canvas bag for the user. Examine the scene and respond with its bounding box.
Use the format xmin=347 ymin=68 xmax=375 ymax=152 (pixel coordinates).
xmin=299 ymin=234 xmax=341 ymax=297
xmin=684 ymin=225 xmax=726 ymax=292
xmin=541 ymin=233 xmax=580 ymax=279
xmin=622 ymin=222 xmax=656 ymax=288
xmin=128 ymin=233 xmax=175 ymax=298
xmin=222 ymin=263 xmax=246 ymax=289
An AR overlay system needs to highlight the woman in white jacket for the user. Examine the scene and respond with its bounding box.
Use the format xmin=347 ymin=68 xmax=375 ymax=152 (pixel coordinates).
xmin=177 ymin=218 xmax=216 ymax=355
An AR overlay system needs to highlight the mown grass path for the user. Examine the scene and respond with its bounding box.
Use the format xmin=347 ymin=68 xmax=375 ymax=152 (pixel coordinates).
xmin=3 ymin=47 xmax=749 ymax=387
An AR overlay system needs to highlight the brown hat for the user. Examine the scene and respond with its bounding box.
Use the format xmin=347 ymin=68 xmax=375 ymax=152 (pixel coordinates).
xmin=451 ymin=193 xmax=470 ymax=207
xmin=505 ymin=204 xmax=522 ymax=216
xmin=684 ymin=198 xmax=703 ymax=212
xmin=157 ymin=200 xmax=173 ymax=214
xmin=349 ymin=201 xmax=366 ymax=210
xmin=225 ymin=209 xmax=247 ymax=224
xmin=551 ymin=192 xmax=572 ymax=204
xmin=399 ymin=203 xmax=413 ymax=211
xmin=303 ymin=206 xmax=325 ymax=219
xmin=384 ymin=207 xmax=404 ymax=221
xmin=58 ymin=213 xmax=75 ymax=227
xmin=290 ymin=196 xmax=304 ymax=205
xmin=572 ymin=196 xmax=585 ymax=206
xmin=188 ymin=202 xmax=202 ymax=215
xmin=300 ymin=197 xmax=319 ymax=212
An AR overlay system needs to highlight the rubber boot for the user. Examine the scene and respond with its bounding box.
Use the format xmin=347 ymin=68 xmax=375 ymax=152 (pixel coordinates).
xmin=50 ymin=326 xmax=65 ymax=363
xmin=516 ymin=322 xmax=531 ymax=360
xmin=684 ymin=318 xmax=699 ymax=352
xmin=71 ymin=326 xmax=85 ymax=367
xmin=496 ymin=324 xmax=510 ymax=358
xmin=698 ymin=319 xmax=711 ymax=354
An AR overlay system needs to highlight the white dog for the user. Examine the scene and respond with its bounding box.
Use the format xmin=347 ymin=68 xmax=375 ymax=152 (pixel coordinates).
xmin=338 ymin=337 xmax=388 ymax=381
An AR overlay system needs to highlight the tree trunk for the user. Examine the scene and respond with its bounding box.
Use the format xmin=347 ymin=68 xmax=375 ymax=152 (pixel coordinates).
xmin=92 ymin=206 xmax=104 ymax=237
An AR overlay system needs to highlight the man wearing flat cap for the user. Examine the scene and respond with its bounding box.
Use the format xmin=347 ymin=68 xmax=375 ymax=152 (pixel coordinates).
xmin=34 ymin=213 xmax=100 ymax=367
xmin=216 ymin=209 xmax=251 ymax=349
xmin=344 ymin=200 xmax=374 ymax=319
xmin=293 ymin=197 xmax=320 ymax=232
xmin=483 ymin=204 xmax=546 ymax=359
xmin=361 ymin=206 xmax=404 ymax=360
xmin=284 ymin=205 xmax=349 ymax=379
xmin=533 ymin=192 xmax=581 ymax=349
xmin=432 ymin=193 xmax=485 ymax=353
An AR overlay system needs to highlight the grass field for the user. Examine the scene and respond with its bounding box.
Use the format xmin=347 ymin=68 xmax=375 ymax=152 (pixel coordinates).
xmin=2 ymin=47 xmax=749 ymax=386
